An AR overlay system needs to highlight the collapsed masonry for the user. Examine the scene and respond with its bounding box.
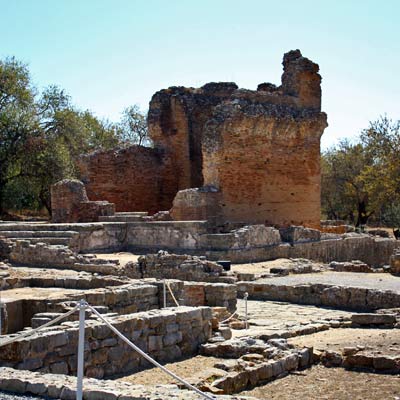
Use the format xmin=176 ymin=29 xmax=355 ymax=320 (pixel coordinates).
xmin=71 ymin=49 xmax=327 ymax=228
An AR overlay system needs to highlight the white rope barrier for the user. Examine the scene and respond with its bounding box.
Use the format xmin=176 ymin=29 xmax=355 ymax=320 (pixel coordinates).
xmin=0 ymin=304 xmax=80 ymax=348
xmin=166 ymin=280 xmax=180 ymax=307
xmin=0 ymin=299 xmax=216 ymax=399
xmin=220 ymin=311 xmax=238 ymax=324
xmin=88 ymin=304 xmax=215 ymax=400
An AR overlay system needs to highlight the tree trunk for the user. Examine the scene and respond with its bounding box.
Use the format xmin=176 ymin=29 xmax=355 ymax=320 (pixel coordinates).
xmin=356 ymin=200 xmax=370 ymax=226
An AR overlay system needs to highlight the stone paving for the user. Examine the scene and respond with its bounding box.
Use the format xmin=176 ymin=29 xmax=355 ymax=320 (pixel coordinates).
xmin=256 ymin=271 xmax=400 ymax=292
xmin=234 ymin=299 xmax=354 ymax=338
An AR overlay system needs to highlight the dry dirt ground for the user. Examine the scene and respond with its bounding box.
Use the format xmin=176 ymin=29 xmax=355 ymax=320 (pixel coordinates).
xmin=116 ymin=352 xmax=400 ymax=400
xmin=289 ymin=327 xmax=400 ymax=356
xmin=116 ymin=355 xmax=222 ymax=386
xmin=231 ymin=258 xmax=316 ymax=275
xmin=92 ymin=252 xmax=141 ymax=266
xmin=241 ymin=365 xmax=400 ymax=400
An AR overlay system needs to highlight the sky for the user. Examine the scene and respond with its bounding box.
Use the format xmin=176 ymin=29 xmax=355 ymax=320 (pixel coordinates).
xmin=1 ymin=0 xmax=399 ymax=149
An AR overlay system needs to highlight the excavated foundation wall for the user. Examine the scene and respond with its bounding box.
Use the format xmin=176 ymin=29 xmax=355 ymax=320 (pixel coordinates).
xmin=0 ymin=307 xmax=212 ymax=378
xmin=237 ymin=281 xmax=400 ymax=311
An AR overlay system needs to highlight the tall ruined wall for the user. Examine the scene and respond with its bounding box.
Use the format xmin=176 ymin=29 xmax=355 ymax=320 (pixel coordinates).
xmin=172 ymin=50 xmax=328 ymax=227
xmin=148 ymin=83 xmax=239 ymax=191
xmin=78 ymin=146 xmax=173 ymax=214
xmin=78 ymin=50 xmax=327 ymax=226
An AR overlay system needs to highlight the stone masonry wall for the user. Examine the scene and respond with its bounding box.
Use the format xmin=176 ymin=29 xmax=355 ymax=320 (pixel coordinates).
xmin=51 ymin=179 xmax=115 ymax=223
xmin=77 ymin=146 xmax=172 ymax=214
xmin=0 ymin=306 xmax=212 ymax=378
xmin=199 ymin=50 xmax=327 ymax=227
xmin=77 ymin=50 xmax=327 ymax=228
xmin=238 ymin=281 xmax=400 ymax=311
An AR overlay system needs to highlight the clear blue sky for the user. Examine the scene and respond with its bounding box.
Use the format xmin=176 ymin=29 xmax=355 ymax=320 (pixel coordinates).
xmin=1 ymin=0 xmax=399 ymax=149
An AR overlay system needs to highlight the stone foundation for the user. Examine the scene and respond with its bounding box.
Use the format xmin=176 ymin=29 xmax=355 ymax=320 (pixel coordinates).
xmin=51 ymin=180 xmax=115 ymax=223
xmin=0 ymin=367 xmax=255 ymax=399
xmin=0 ymin=307 xmax=212 ymax=378
xmin=238 ymin=281 xmax=400 ymax=311
xmin=124 ymin=251 xmax=235 ymax=283
xmin=390 ymin=249 xmax=400 ymax=274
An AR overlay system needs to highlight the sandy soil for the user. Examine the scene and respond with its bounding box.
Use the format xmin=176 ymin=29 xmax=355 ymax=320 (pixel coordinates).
xmin=6 ymin=265 xmax=86 ymax=280
xmin=1 ymin=287 xmax=81 ymax=302
xmin=289 ymin=327 xmax=400 ymax=356
xmin=242 ymin=365 xmax=400 ymax=400
xmin=117 ymin=355 xmax=222 ymax=386
xmin=93 ymin=252 xmax=141 ymax=266
xmin=231 ymin=258 xmax=312 ymax=274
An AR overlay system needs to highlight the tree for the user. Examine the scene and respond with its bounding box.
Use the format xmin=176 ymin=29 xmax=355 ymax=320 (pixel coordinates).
xmin=0 ymin=59 xmax=122 ymax=216
xmin=321 ymin=116 xmax=400 ymax=227
xmin=322 ymin=140 xmax=372 ymax=226
xmin=0 ymin=57 xmax=38 ymax=215
xmin=118 ymin=105 xmax=150 ymax=146
xmin=360 ymin=116 xmax=400 ymax=213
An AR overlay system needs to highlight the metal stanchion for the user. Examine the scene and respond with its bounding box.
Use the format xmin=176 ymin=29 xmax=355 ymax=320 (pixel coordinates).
xmin=244 ymin=292 xmax=249 ymax=329
xmin=76 ymin=299 xmax=87 ymax=400
xmin=0 ymin=302 xmax=3 ymax=335
xmin=163 ymin=280 xmax=167 ymax=308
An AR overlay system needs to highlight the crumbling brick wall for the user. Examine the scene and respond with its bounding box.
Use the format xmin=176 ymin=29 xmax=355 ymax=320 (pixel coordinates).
xmin=170 ymin=50 xmax=327 ymax=227
xmin=78 ymin=146 xmax=172 ymax=214
xmin=77 ymin=50 xmax=327 ymax=227
xmin=51 ymin=179 xmax=115 ymax=222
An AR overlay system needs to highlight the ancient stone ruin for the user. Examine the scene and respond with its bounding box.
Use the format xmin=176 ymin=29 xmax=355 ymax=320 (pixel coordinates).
xmin=1 ymin=50 xmax=400 ymax=400
xmin=76 ymin=49 xmax=327 ymax=228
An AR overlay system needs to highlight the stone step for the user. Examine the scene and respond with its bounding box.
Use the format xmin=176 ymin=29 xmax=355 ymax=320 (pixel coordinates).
xmin=115 ymin=212 xmax=148 ymax=216
xmin=0 ymin=230 xmax=78 ymax=238
xmin=9 ymin=237 xmax=72 ymax=246
xmin=98 ymin=215 xmax=146 ymax=222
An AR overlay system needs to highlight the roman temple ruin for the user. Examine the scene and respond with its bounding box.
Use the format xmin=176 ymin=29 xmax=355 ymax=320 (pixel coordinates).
xmin=0 ymin=50 xmax=399 ymax=399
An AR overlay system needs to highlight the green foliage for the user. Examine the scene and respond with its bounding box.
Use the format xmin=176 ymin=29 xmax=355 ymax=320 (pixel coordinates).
xmin=0 ymin=58 xmax=123 ymax=215
xmin=118 ymin=104 xmax=150 ymax=146
xmin=322 ymin=116 xmax=400 ymax=226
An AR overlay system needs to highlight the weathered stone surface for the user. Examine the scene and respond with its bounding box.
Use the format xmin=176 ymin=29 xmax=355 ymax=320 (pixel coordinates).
xmin=77 ymin=50 xmax=327 ymax=229
xmin=0 ymin=367 xmax=257 ymax=399
xmin=390 ymin=249 xmax=400 ymax=274
xmin=330 ymin=260 xmax=373 ymax=273
xmin=0 ymin=307 xmax=212 ymax=377
xmin=51 ymin=179 xmax=115 ymax=223
xmin=9 ymin=241 xmax=120 ymax=275
xmin=280 ymin=226 xmax=321 ymax=244
xmin=238 ymin=280 xmax=400 ymax=311
xmin=351 ymin=313 xmax=396 ymax=326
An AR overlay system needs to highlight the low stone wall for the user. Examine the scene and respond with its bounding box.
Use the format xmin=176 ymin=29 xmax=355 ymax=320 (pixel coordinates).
xmin=237 ymin=282 xmax=400 ymax=311
xmin=126 ymin=221 xmax=209 ymax=251
xmin=320 ymin=349 xmax=400 ymax=373
xmin=0 ymin=306 xmax=212 ymax=378
xmin=3 ymin=221 xmax=398 ymax=265
xmin=9 ymin=241 xmax=121 ymax=275
xmin=2 ymin=282 xmax=159 ymax=334
xmin=390 ymin=249 xmax=400 ymax=273
xmin=0 ymin=236 xmax=12 ymax=259
xmin=184 ymin=282 xmax=237 ymax=312
xmin=0 ymin=367 xmax=256 ymax=400
xmin=200 ymin=337 xmax=313 ymax=394
xmin=51 ymin=179 xmax=115 ymax=223
xmin=125 ymin=251 xmax=235 ymax=283
xmin=205 ymin=235 xmax=398 ymax=266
